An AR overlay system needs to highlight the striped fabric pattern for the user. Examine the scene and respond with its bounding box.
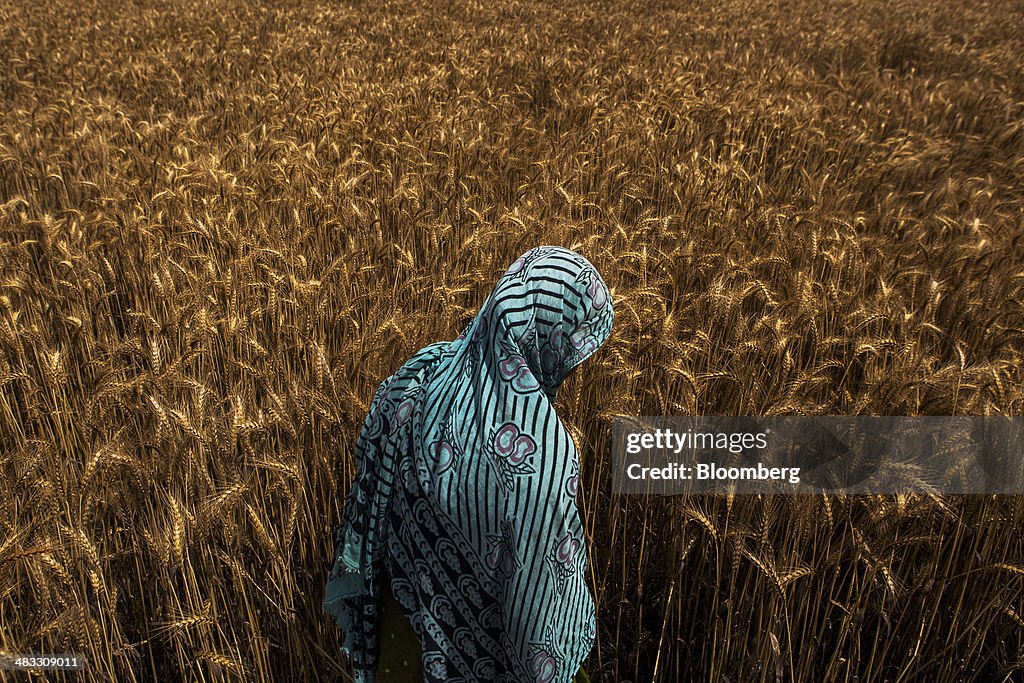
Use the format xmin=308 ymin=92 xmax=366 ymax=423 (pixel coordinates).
xmin=324 ymin=246 xmax=614 ymax=682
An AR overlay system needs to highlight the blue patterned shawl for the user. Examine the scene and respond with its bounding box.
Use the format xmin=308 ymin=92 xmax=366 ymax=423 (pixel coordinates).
xmin=323 ymin=246 xmax=614 ymax=682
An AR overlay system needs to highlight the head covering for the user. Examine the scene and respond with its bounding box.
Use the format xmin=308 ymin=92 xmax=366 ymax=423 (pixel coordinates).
xmin=324 ymin=246 xmax=614 ymax=683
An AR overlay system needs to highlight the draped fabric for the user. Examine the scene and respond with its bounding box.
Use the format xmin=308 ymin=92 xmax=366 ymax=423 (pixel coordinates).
xmin=323 ymin=246 xmax=614 ymax=682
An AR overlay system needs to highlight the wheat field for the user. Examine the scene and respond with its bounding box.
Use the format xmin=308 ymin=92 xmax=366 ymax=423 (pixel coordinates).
xmin=1 ymin=0 xmax=1023 ymax=680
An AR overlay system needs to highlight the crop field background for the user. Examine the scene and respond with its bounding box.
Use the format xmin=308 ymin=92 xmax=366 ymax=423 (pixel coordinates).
xmin=1 ymin=0 xmax=1023 ymax=680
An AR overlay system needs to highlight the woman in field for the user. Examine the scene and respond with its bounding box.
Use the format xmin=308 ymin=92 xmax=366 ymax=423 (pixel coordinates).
xmin=323 ymin=246 xmax=613 ymax=682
